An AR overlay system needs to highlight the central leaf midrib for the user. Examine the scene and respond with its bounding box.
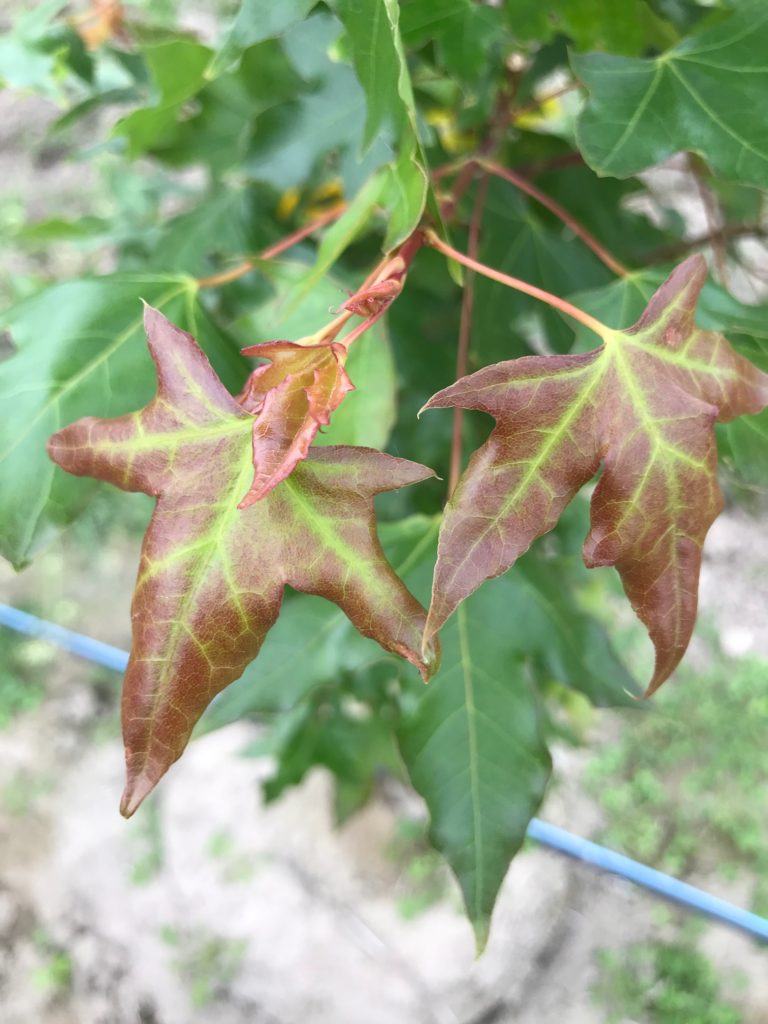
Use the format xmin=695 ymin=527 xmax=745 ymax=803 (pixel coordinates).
xmin=445 ymin=358 xmax=608 ymax=594
xmin=608 ymin=343 xmax=687 ymax=651
xmin=134 ymin=448 xmax=257 ymax=765
xmin=608 ymin=341 xmax=705 ymax=487
xmin=602 ymin=62 xmax=664 ymax=167
xmin=457 ymin=602 xmax=484 ymax=924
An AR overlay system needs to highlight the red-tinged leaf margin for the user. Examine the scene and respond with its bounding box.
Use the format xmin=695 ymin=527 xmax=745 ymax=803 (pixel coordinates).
xmin=422 ymin=256 xmax=768 ymax=694
xmin=47 ymin=306 xmax=439 ymax=815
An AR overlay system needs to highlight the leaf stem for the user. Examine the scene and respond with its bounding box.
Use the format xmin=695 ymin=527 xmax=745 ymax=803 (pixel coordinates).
xmin=449 ymin=175 xmax=488 ymax=497
xmin=425 ymin=229 xmax=611 ymax=342
xmin=438 ymin=161 xmax=477 ymax=221
xmin=511 ymin=81 xmax=580 ymax=119
xmin=196 ymin=204 xmax=347 ymax=289
xmin=475 ymin=158 xmax=630 ymax=277
xmin=308 ymin=231 xmax=425 ymax=350
xmin=688 ymin=154 xmax=728 ymax=285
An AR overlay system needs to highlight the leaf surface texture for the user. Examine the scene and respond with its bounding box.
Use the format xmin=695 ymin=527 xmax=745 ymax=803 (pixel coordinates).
xmin=424 ymin=257 xmax=768 ymax=692
xmin=48 ymin=309 xmax=437 ymax=814
xmin=574 ymin=1 xmax=768 ymax=187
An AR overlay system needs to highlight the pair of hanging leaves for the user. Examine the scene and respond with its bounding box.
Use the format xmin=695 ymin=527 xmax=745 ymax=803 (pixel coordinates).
xmin=47 ymin=255 xmax=768 ymax=815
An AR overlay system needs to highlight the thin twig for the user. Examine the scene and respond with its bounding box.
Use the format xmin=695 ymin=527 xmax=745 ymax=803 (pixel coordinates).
xmin=196 ymin=204 xmax=347 ymax=289
xmin=435 ymin=67 xmax=518 ymax=219
xmin=448 ymin=175 xmax=489 ymax=497
xmin=302 ymin=232 xmax=426 ymax=350
xmin=515 ymin=152 xmax=584 ymax=177
xmin=644 ymin=223 xmax=765 ymax=264
xmin=476 ymin=158 xmax=630 ymax=277
xmin=425 ymin=229 xmax=610 ymax=342
xmin=511 ymin=81 xmax=580 ymax=119
xmin=688 ymin=154 xmax=728 ymax=285
xmin=438 ymin=161 xmax=477 ymax=221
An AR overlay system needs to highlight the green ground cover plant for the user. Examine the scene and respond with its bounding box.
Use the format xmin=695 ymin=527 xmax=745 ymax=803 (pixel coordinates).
xmin=593 ymin=935 xmax=743 ymax=1024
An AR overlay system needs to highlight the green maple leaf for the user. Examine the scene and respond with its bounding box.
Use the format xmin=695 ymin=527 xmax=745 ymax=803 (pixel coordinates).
xmin=573 ymin=0 xmax=768 ymax=188
xmin=47 ymin=307 xmax=438 ymax=816
xmin=0 ymin=274 xmax=249 ymax=569
xmin=423 ymin=256 xmax=768 ymax=693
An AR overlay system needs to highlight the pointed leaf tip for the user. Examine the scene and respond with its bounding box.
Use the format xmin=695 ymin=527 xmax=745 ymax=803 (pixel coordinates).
xmin=141 ymin=300 xmax=164 ymax=331
xmin=419 ymin=632 xmax=441 ymax=681
xmin=425 ymin=256 xmax=768 ymax=696
xmin=48 ymin=316 xmax=435 ymax=811
xmin=473 ymin=917 xmax=491 ymax=957
xmin=120 ymin=768 xmax=158 ymax=818
xmin=630 ymin=254 xmax=707 ymax=339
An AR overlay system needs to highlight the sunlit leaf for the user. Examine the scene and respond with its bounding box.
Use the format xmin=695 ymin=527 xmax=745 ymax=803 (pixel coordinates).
xmin=333 ymin=0 xmax=413 ymax=148
xmin=333 ymin=0 xmax=433 ymax=245
xmin=245 ymin=12 xmax=390 ymax=192
xmin=115 ymin=39 xmax=211 ymax=156
xmin=0 ymin=0 xmax=85 ymax=95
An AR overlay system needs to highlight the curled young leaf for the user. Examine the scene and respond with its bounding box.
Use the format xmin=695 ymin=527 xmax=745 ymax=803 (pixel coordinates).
xmin=424 ymin=256 xmax=768 ymax=693
xmin=47 ymin=307 xmax=438 ymax=816
xmin=237 ymin=340 xmax=354 ymax=506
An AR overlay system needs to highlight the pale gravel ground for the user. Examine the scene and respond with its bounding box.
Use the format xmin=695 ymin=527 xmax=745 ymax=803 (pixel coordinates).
xmin=1 ymin=507 xmax=766 ymax=1023
xmin=1 ymin=6 xmax=768 ymax=1022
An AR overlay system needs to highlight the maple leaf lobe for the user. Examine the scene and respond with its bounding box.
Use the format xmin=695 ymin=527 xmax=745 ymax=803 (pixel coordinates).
xmin=48 ymin=307 xmax=437 ymax=816
xmin=424 ymin=256 xmax=768 ymax=695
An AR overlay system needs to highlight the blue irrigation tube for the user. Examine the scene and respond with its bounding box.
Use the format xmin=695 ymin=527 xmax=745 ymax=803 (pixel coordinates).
xmin=526 ymin=819 xmax=768 ymax=941
xmin=0 ymin=603 xmax=129 ymax=673
xmin=2 ymin=601 xmax=768 ymax=943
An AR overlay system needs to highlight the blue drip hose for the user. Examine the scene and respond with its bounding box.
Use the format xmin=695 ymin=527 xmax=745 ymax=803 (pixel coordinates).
xmin=526 ymin=819 xmax=768 ymax=941
xmin=1 ymin=601 xmax=767 ymax=943
xmin=0 ymin=602 xmax=128 ymax=672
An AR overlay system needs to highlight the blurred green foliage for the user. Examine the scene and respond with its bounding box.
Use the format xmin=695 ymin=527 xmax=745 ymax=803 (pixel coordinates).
xmin=593 ymin=937 xmax=743 ymax=1024
xmin=0 ymin=633 xmax=48 ymax=728
xmin=588 ymin=650 xmax=768 ymax=913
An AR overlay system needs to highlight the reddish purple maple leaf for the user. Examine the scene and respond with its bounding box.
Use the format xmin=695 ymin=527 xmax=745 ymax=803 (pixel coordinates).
xmin=423 ymin=256 xmax=768 ymax=693
xmin=48 ymin=308 xmax=438 ymax=815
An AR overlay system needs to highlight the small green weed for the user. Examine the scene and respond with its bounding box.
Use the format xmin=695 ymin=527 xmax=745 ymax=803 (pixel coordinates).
xmin=205 ymin=830 xmax=256 ymax=884
xmin=587 ymin=651 xmax=768 ymax=909
xmin=128 ymin=794 xmax=164 ymax=885
xmin=160 ymin=925 xmax=248 ymax=1008
xmin=386 ymin=818 xmax=450 ymax=919
xmin=0 ymin=634 xmax=48 ymax=728
xmin=31 ymin=929 xmax=73 ymax=997
xmin=593 ymin=937 xmax=743 ymax=1024
xmin=3 ymin=770 xmax=53 ymax=814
